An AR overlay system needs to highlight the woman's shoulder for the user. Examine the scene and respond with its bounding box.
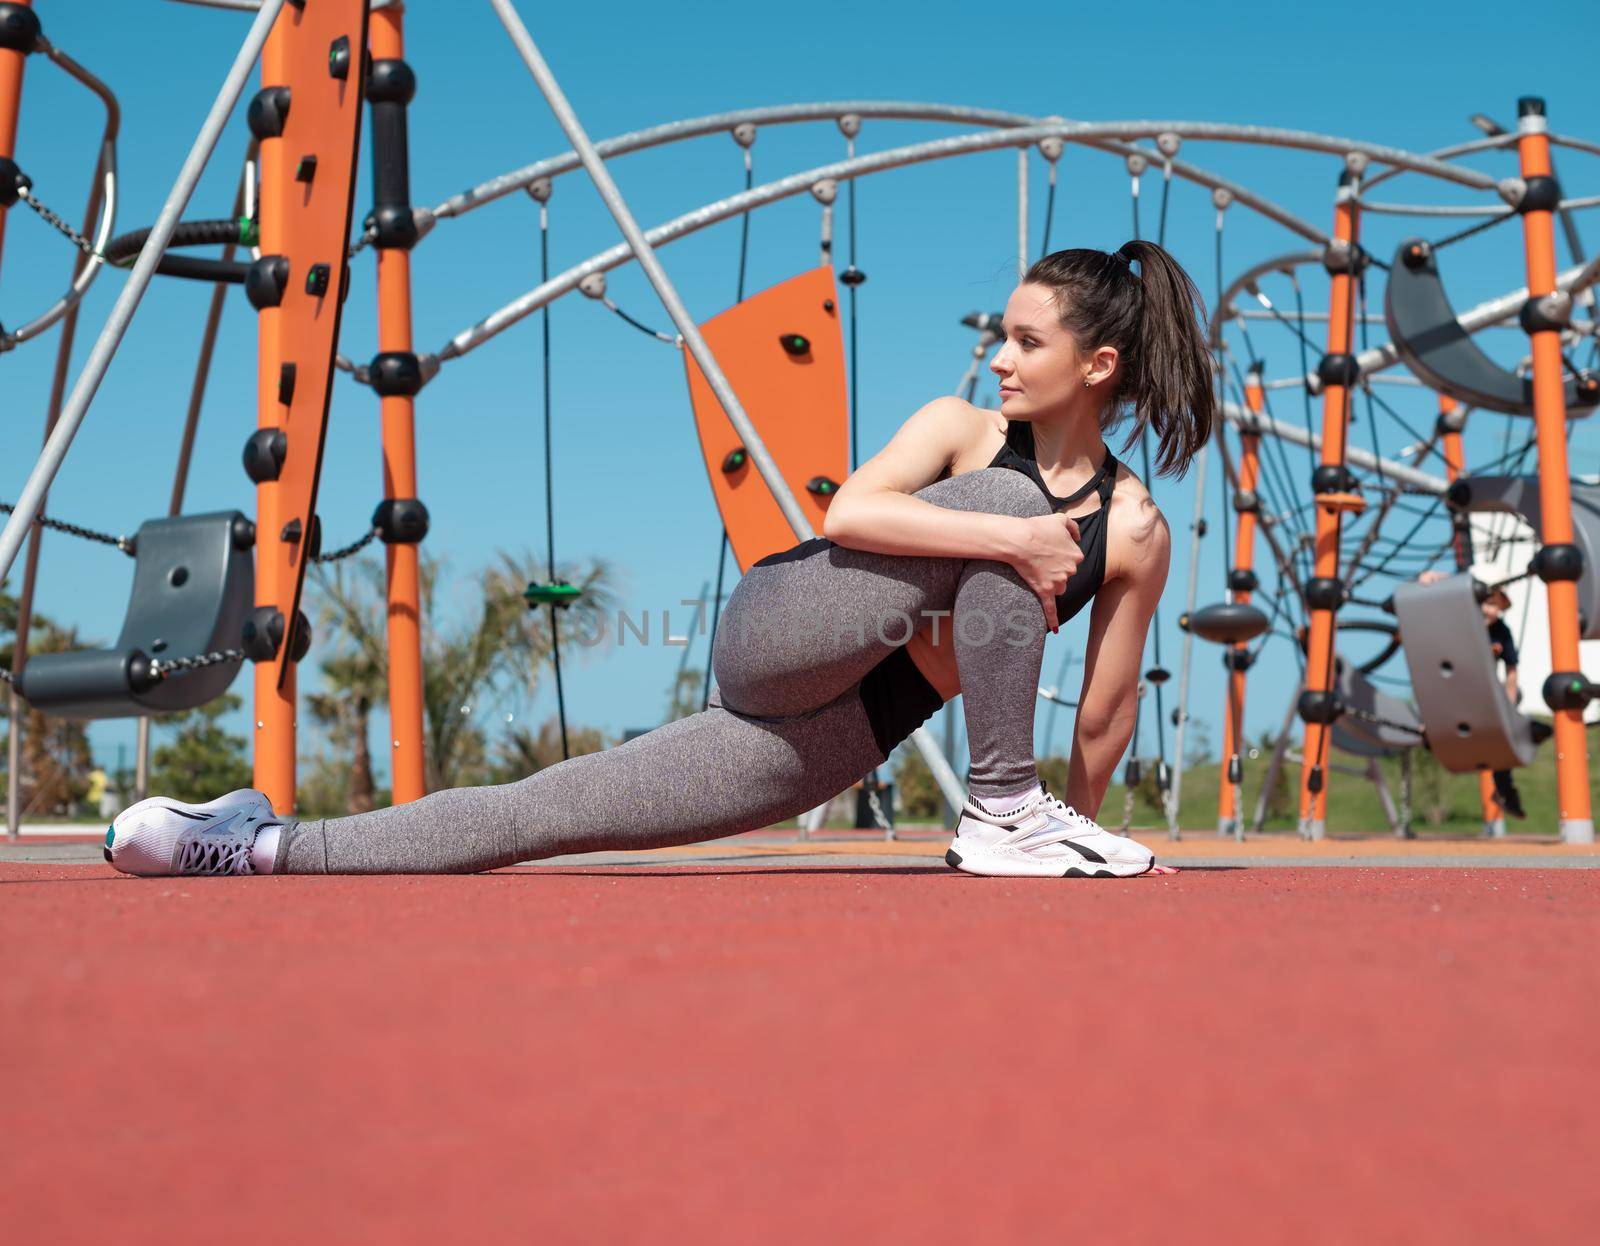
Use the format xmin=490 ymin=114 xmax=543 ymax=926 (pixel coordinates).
xmin=909 ymin=395 xmax=1006 ymax=472
xmin=1105 ymin=462 xmax=1169 ymax=580
xmin=915 ymin=394 xmax=1006 ymax=438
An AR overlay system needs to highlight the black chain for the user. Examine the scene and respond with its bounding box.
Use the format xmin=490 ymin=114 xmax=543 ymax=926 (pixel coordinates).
xmin=0 ymin=503 xmax=134 ymax=553
xmin=313 ymin=527 xmax=380 ymax=563
xmin=1341 ymin=701 xmax=1425 ymax=739
xmin=19 ymin=187 xmax=98 ymax=258
xmin=149 ymin=648 xmax=247 ymax=680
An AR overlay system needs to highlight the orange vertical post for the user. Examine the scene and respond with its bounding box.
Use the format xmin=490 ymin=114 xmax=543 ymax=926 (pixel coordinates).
xmin=1513 ymin=97 xmax=1594 ymax=843
xmin=1218 ymin=362 xmax=1264 ymax=835
xmin=0 ymin=0 xmax=37 ymax=283
xmin=1436 ymin=395 xmax=1503 ymax=833
xmin=366 ymin=4 xmax=427 ymax=802
xmin=250 ymin=0 xmax=371 ymax=812
xmin=1297 ymin=170 xmax=1364 ymax=840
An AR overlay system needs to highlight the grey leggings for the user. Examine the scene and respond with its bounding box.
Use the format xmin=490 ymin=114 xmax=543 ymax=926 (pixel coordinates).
xmin=276 ymin=468 xmax=1054 ymax=874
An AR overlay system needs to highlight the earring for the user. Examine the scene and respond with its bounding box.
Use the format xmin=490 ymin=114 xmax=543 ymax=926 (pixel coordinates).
xmin=1083 ymin=377 xmax=1093 ymax=388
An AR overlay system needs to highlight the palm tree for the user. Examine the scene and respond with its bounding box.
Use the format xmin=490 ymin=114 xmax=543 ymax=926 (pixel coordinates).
xmin=308 ymin=548 xmax=620 ymax=795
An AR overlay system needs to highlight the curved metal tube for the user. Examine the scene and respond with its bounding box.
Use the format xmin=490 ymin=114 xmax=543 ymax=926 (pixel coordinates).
xmin=432 ymin=101 xmax=1041 ymax=220
xmin=437 ymin=111 xmax=1499 ymax=226
xmin=437 ymin=127 xmax=1328 ymax=362
xmin=2 ymin=39 xmax=121 ymax=350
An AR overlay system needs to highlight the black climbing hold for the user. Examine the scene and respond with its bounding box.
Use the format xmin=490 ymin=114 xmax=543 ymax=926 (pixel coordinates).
xmin=720 ymin=447 xmax=747 ymax=474
xmin=779 ymin=333 xmax=811 ymax=356
xmin=372 ymin=497 xmax=430 ymax=545
xmin=806 ymin=476 xmax=839 ymax=497
xmin=1303 ymin=576 xmax=1345 ymax=612
xmin=245 ymin=255 xmax=290 ymax=310
xmin=369 ymin=351 xmax=423 ymax=397
xmin=247 ymin=86 xmax=291 ymax=140
xmin=304 ymin=263 xmax=331 ymax=298
xmin=242 ymin=428 xmax=288 ymax=483
xmin=328 ymin=35 xmax=351 ymax=80
xmin=1532 ymin=542 xmax=1583 ymax=582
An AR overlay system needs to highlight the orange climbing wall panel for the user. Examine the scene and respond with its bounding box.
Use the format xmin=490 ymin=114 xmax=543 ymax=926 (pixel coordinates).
xmin=252 ymin=0 xmax=369 ymax=811
xmin=683 ymin=267 xmax=848 ymax=572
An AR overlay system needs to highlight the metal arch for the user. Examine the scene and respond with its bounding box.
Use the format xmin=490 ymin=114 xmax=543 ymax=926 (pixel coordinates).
xmin=1 ymin=39 xmax=120 ymax=352
xmin=430 ymin=103 xmax=1329 ymax=244
xmin=435 ymin=113 xmax=1501 ymax=227
xmin=436 ymin=128 xmax=1329 ymax=362
xmin=431 ymin=101 xmax=1043 ymax=221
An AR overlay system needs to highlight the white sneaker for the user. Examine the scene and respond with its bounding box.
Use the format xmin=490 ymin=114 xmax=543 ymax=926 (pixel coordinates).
xmin=946 ymin=789 xmax=1156 ymax=878
xmin=105 ymin=789 xmax=279 ymax=877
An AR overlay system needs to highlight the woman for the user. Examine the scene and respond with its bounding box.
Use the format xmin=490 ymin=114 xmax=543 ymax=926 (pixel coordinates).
xmin=107 ymin=241 xmax=1212 ymax=879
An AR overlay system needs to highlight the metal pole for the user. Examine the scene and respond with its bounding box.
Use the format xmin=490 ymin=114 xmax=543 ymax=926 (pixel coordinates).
xmin=1016 ymin=147 xmax=1028 ymax=284
xmin=134 ymin=716 xmax=150 ymax=801
xmin=1514 ymin=98 xmax=1594 ymax=843
xmin=1296 ymin=172 xmax=1361 ymax=840
xmin=369 ymin=2 xmax=428 ymax=804
xmin=0 ymin=0 xmax=286 ymax=589
xmin=7 ymin=151 xmax=104 ymax=840
xmin=1165 ymin=432 xmax=1210 ymax=840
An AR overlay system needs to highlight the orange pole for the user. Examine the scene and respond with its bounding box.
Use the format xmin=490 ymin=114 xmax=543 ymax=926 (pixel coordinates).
xmin=1297 ymin=171 xmax=1362 ymax=839
xmin=0 ymin=0 xmax=37 ymax=284
xmin=251 ymin=1 xmax=372 ymax=811
xmin=252 ymin=14 xmax=295 ymax=810
xmin=1437 ymin=395 xmax=1502 ymax=832
xmin=1219 ymin=363 xmax=1264 ymax=834
xmin=1514 ymin=97 xmax=1593 ymax=843
xmin=368 ymin=5 xmax=427 ymax=802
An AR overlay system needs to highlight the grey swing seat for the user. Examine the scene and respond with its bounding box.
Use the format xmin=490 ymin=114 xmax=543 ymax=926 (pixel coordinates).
xmin=1384 ymin=236 xmax=1600 ymax=417
xmin=1391 ymin=572 xmax=1537 ymax=773
xmin=1331 ymin=661 xmax=1422 ymax=759
xmin=18 ymin=511 xmax=255 ymax=719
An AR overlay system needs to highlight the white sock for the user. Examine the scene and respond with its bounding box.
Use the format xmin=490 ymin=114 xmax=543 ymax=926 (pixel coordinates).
xmin=249 ymin=824 xmax=281 ymax=875
xmin=973 ymin=783 xmax=1042 ymax=817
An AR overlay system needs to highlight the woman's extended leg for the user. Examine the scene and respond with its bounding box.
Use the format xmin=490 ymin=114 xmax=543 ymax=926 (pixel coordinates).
xmin=275 ymin=684 xmax=887 ymax=874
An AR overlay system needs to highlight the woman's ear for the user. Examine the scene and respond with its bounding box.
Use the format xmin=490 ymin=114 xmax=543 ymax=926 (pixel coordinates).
xmin=1086 ymin=344 xmax=1120 ymax=387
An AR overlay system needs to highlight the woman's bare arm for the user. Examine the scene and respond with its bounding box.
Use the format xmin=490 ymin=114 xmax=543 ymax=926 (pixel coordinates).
xmin=822 ymin=396 xmax=1024 ymax=561
xmin=824 ymin=396 xmax=1084 ymax=630
xmin=1064 ymin=498 xmax=1171 ymax=817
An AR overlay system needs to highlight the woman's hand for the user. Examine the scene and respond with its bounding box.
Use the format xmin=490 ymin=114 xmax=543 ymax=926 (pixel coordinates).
xmin=1009 ymin=514 xmax=1083 ymax=632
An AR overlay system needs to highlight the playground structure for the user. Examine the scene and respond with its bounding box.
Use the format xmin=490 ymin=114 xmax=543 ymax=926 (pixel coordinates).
xmin=0 ymin=0 xmax=1596 ymax=842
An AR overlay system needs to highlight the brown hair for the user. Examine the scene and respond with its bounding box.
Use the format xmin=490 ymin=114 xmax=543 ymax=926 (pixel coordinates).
xmin=1006 ymin=241 xmax=1214 ymax=478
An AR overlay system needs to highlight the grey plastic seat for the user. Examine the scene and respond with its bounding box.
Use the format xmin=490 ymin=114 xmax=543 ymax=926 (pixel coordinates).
xmin=18 ymin=511 xmax=254 ymax=719
xmin=1392 ymin=572 xmax=1536 ymax=773
xmin=1331 ymin=661 xmax=1421 ymax=758
xmin=1447 ymin=474 xmax=1600 ymax=640
xmin=1384 ymin=237 xmax=1600 ymax=417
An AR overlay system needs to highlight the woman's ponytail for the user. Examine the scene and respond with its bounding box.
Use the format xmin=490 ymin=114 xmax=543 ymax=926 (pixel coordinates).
xmin=1114 ymin=240 xmax=1214 ymax=478
xmin=1023 ymin=241 xmax=1215 ymax=478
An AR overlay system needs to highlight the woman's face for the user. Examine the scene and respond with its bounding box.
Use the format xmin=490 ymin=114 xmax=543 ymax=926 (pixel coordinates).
xmin=990 ymin=283 xmax=1113 ymax=422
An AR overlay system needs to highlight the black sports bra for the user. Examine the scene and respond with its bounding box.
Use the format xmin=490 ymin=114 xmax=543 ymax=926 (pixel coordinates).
xmin=985 ymin=441 xmax=1119 ymax=625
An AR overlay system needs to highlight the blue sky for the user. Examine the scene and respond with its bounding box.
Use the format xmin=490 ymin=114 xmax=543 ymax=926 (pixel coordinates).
xmin=3 ymin=0 xmax=1596 ymax=786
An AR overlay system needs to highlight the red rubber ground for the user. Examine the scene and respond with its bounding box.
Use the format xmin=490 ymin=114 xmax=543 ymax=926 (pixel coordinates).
xmin=6 ymin=861 xmax=1597 ymax=1243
